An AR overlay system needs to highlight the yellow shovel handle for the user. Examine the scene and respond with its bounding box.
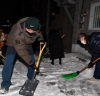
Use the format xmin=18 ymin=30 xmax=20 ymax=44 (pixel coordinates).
xmin=0 ymin=54 xmax=5 ymax=59
xmin=79 ymin=57 xmax=100 ymax=72
xmin=34 ymin=42 xmax=47 ymax=72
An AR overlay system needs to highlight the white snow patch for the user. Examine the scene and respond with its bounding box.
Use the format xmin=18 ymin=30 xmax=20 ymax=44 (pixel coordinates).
xmin=0 ymin=53 xmax=100 ymax=96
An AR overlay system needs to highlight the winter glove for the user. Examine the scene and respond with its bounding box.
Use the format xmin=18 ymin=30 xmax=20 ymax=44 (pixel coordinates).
xmin=88 ymin=62 xmax=95 ymax=68
xmin=30 ymin=62 xmax=37 ymax=70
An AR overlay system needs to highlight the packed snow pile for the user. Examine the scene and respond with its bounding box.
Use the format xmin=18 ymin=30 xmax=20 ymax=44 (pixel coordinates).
xmin=0 ymin=53 xmax=100 ymax=96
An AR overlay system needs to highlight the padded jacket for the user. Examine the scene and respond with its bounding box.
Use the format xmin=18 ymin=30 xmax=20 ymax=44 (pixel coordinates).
xmin=85 ymin=32 xmax=100 ymax=62
xmin=7 ymin=17 xmax=44 ymax=65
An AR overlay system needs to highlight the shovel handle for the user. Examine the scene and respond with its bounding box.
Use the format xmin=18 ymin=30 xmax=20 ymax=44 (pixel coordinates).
xmin=79 ymin=57 xmax=100 ymax=72
xmin=44 ymin=50 xmax=49 ymax=55
xmin=40 ymin=42 xmax=44 ymax=51
xmin=34 ymin=42 xmax=47 ymax=72
xmin=61 ymin=34 xmax=65 ymax=38
xmin=0 ymin=54 xmax=5 ymax=59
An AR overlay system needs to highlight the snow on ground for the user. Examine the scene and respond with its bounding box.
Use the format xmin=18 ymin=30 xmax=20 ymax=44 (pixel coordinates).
xmin=0 ymin=53 xmax=100 ymax=96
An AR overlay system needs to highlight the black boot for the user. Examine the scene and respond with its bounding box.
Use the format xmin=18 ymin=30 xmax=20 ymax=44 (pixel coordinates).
xmin=51 ymin=59 xmax=54 ymax=65
xmin=59 ymin=58 xmax=62 ymax=65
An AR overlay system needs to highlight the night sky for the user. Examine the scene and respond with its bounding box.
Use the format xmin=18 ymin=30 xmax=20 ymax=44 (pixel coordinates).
xmin=0 ymin=0 xmax=48 ymax=26
xmin=0 ymin=0 xmax=59 ymax=38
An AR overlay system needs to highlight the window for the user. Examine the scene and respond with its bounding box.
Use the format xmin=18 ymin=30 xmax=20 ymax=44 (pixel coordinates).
xmin=89 ymin=2 xmax=100 ymax=30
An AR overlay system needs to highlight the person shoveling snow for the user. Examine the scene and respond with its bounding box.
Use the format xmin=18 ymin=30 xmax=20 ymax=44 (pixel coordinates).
xmin=78 ymin=32 xmax=100 ymax=84
xmin=0 ymin=17 xmax=45 ymax=94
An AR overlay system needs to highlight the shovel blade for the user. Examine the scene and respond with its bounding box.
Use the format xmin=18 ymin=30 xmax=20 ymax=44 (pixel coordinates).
xmin=19 ymin=79 xmax=32 ymax=95
xmin=62 ymin=72 xmax=78 ymax=79
xmin=19 ymin=79 xmax=39 ymax=96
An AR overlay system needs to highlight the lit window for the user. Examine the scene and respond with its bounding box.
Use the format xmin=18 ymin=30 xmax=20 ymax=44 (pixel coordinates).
xmin=89 ymin=2 xmax=100 ymax=30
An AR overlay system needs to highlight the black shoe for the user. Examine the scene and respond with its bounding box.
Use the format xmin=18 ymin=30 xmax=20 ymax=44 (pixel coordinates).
xmin=59 ymin=62 xmax=62 ymax=65
xmin=59 ymin=58 xmax=62 ymax=65
xmin=51 ymin=62 xmax=54 ymax=65
xmin=59 ymin=61 xmax=62 ymax=65
xmin=51 ymin=59 xmax=54 ymax=65
xmin=0 ymin=86 xmax=9 ymax=94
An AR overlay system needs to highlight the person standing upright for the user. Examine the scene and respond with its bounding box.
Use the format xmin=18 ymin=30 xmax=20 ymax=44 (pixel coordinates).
xmin=49 ymin=29 xmax=64 ymax=65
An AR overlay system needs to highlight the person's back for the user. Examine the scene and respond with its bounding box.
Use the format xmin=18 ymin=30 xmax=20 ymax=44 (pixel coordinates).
xmin=49 ymin=29 xmax=64 ymax=65
xmin=85 ymin=32 xmax=100 ymax=53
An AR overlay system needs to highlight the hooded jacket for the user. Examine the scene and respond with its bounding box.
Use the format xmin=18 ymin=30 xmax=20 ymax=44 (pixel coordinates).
xmin=85 ymin=32 xmax=100 ymax=62
xmin=7 ymin=17 xmax=44 ymax=65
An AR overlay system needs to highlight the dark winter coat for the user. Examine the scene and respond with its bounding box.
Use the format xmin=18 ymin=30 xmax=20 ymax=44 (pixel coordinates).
xmin=49 ymin=30 xmax=64 ymax=60
xmin=7 ymin=17 xmax=44 ymax=65
xmin=85 ymin=32 xmax=100 ymax=62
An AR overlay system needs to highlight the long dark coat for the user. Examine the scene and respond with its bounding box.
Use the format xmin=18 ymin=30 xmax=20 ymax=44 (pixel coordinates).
xmin=49 ymin=30 xmax=64 ymax=60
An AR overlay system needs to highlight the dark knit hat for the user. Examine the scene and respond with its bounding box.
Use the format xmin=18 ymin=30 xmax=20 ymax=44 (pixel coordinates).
xmin=25 ymin=17 xmax=39 ymax=31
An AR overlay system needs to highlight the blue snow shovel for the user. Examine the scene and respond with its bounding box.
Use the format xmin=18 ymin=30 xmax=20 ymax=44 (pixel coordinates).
xmin=19 ymin=42 xmax=47 ymax=96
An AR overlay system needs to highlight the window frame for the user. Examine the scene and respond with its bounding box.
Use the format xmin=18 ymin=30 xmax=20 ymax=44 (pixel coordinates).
xmin=89 ymin=2 xmax=100 ymax=30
